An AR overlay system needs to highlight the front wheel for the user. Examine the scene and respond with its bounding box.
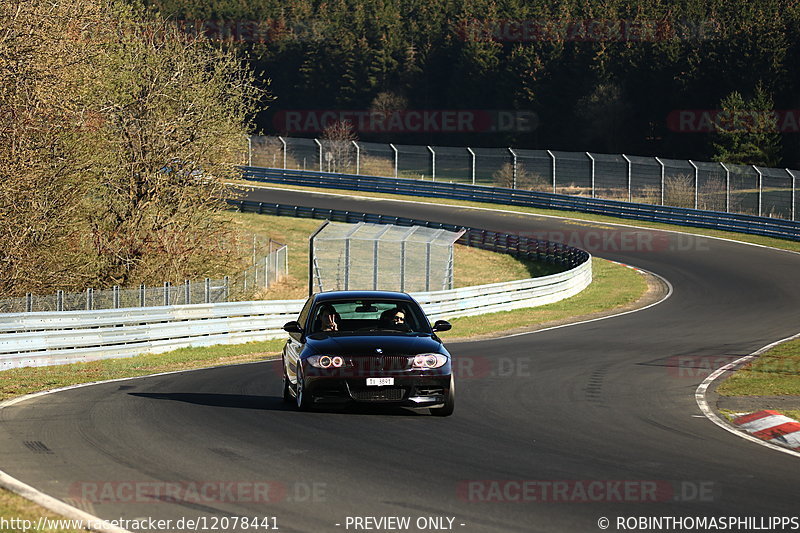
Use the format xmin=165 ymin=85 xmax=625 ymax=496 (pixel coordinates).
xmin=430 ymin=376 xmax=455 ymax=417
xmin=295 ymin=365 xmax=312 ymax=411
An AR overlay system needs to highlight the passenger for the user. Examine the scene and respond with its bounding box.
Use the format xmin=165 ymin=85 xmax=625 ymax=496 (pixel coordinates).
xmin=316 ymin=305 xmax=340 ymax=332
xmin=379 ymin=308 xmax=409 ymax=330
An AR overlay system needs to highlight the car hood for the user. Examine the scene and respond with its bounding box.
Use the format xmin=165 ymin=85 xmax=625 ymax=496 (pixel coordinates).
xmin=305 ymin=334 xmax=446 ymax=356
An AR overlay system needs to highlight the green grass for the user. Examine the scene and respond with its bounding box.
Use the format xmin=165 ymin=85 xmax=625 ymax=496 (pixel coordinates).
xmin=0 ymin=340 xmax=283 ymax=402
xmin=438 ymin=257 xmax=647 ymax=339
xmin=716 ymin=339 xmax=800 ymax=397
xmin=230 ymin=181 xmax=800 ymax=253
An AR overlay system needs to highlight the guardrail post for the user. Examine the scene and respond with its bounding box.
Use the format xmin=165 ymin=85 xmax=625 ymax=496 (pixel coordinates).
xmin=278 ymin=136 xmax=287 ymax=169
xmin=204 ymin=278 xmax=211 ymax=303
xmin=787 ymin=169 xmax=797 ymax=221
xmin=314 ymin=138 xmax=322 ymax=171
xmin=184 ymin=280 xmax=191 ymax=305
xmin=390 ymin=143 xmax=398 ymax=178
xmin=655 ymin=157 xmax=665 ymax=205
xmin=26 ymin=293 xmax=32 ymax=313
xmin=428 ymin=146 xmax=435 ymax=181
xmin=622 ymin=154 xmax=632 ymax=202
xmin=547 ymin=149 xmax=556 ymax=193
xmin=113 ymin=286 xmax=120 ymax=309
xmin=353 ymin=140 xmax=360 ymax=175
xmin=509 ymin=148 xmax=518 ymax=189
xmin=720 ymin=162 xmax=731 ymax=213
xmin=57 ymin=290 xmax=63 ymax=312
xmin=754 ymin=165 xmax=763 ymax=216
xmin=689 ymin=160 xmax=699 ymax=209
xmin=587 ymin=152 xmax=596 ymax=198
xmin=467 ymin=147 xmax=476 ymax=185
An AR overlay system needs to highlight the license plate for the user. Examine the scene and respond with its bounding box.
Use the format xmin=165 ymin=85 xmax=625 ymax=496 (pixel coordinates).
xmin=366 ymin=377 xmax=394 ymax=386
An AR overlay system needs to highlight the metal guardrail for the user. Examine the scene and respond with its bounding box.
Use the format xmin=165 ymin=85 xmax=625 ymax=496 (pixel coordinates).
xmin=241 ymin=166 xmax=800 ymax=241
xmin=0 ymin=206 xmax=592 ymax=370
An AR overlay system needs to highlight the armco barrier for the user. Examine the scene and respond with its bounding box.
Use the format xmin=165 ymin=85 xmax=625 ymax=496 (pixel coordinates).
xmin=0 ymin=206 xmax=591 ymax=370
xmin=240 ymin=166 xmax=800 ymax=241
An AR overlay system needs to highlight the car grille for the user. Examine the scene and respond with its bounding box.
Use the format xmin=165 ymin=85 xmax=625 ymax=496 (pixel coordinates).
xmin=349 ymin=356 xmax=411 ymax=371
xmin=350 ymin=388 xmax=406 ymax=401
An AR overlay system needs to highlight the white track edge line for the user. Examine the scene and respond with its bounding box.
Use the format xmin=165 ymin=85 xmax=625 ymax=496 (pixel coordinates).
xmin=0 ymin=356 xmax=280 ymax=531
xmin=695 ymin=332 xmax=800 ymax=459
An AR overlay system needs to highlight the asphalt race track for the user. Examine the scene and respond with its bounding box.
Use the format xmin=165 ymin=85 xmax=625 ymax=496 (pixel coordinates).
xmin=1 ymin=187 xmax=799 ymax=533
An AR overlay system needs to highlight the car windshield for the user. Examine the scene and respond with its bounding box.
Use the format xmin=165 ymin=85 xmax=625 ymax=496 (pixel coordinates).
xmin=310 ymin=299 xmax=431 ymax=335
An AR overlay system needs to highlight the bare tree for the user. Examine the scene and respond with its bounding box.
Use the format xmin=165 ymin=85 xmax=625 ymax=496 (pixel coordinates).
xmin=320 ymin=119 xmax=357 ymax=173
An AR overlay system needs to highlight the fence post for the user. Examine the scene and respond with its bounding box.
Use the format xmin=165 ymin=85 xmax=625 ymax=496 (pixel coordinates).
xmin=586 ymin=152 xmax=596 ymax=198
xmin=86 ymin=288 xmax=92 ymax=311
xmin=655 ymin=157 xmax=665 ymax=205
xmin=163 ymin=282 xmax=170 ymax=306
xmin=113 ymin=286 xmax=120 ymax=309
xmin=223 ymin=276 xmax=229 ymax=302
xmin=787 ymin=169 xmax=797 ymax=221
xmin=622 ymin=154 xmax=632 ymax=202
xmin=279 ymin=136 xmax=287 ymax=169
xmin=467 ymin=147 xmax=476 ymax=185
xmin=184 ymin=280 xmax=191 ymax=305
xmin=425 ymin=242 xmax=432 ymax=291
xmin=508 ymin=148 xmax=518 ymax=189
xmin=314 ymin=138 xmax=322 ymax=172
xmin=26 ymin=293 xmax=32 ymax=313
xmin=139 ymin=284 xmax=145 ymax=307
xmin=754 ymin=165 xmax=763 ymax=216
xmin=546 ymin=149 xmax=556 ymax=193
xmin=689 ymin=160 xmax=699 ymax=209
xmin=720 ymin=162 xmax=731 ymax=213
xmin=57 ymin=290 xmax=64 ymax=312
xmin=205 ymin=278 xmax=211 ymax=303
xmin=247 ymin=135 xmax=252 ymax=167
xmin=353 ymin=140 xmax=360 ymax=175
xmin=390 ymin=143 xmax=398 ymax=178
xmin=428 ymin=146 xmax=435 ymax=181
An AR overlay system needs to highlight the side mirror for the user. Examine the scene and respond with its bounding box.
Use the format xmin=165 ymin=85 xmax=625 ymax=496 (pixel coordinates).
xmin=283 ymin=321 xmax=303 ymax=334
xmin=432 ymin=320 xmax=451 ymax=332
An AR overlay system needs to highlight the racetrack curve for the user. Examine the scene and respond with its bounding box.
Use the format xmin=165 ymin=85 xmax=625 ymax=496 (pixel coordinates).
xmin=1 ymin=187 xmax=799 ymax=533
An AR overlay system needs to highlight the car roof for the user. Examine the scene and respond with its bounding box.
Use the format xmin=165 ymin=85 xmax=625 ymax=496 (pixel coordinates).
xmin=313 ymin=290 xmax=415 ymax=303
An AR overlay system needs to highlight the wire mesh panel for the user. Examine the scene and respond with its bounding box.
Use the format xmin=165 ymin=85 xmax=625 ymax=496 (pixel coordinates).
xmin=283 ymin=137 xmax=320 ymax=171
xmin=695 ymin=161 xmax=727 ymax=212
xmin=659 ymin=158 xmax=696 ymax=208
xmin=628 ymin=156 xmax=662 ymax=205
xmin=320 ymin=139 xmax=357 ymax=174
xmin=726 ymin=164 xmax=760 ymax=215
xmin=311 ymin=222 xmax=464 ymax=293
xmin=396 ymin=144 xmax=433 ymax=179
xmin=432 ymin=146 xmax=472 ymax=183
xmin=355 ymin=141 xmax=396 ymax=177
xmin=758 ymin=167 xmax=793 ymax=219
xmin=473 ymin=147 xmax=512 ymax=187
xmin=249 ymin=135 xmax=285 ymax=168
xmin=513 ymin=149 xmax=553 ymax=192
xmin=590 ymin=153 xmax=628 ymax=200
xmin=552 ymin=151 xmax=591 ymax=195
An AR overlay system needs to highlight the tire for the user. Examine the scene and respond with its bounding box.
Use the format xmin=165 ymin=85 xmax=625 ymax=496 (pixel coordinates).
xmin=282 ymin=358 xmax=292 ymax=403
xmin=430 ymin=376 xmax=455 ymax=417
xmin=295 ymin=365 xmax=312 ymax=411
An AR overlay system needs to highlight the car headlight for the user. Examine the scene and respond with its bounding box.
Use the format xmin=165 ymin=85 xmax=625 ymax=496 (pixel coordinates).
xmin=307 ymin=355 xmax=345 ymax=369
xmin=412 ymin=353 xmax=448 ymax=369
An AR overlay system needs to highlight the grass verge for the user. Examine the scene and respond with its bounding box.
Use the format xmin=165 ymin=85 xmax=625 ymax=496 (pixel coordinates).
xmin=716 ymin=338 xmax=800 ymax=397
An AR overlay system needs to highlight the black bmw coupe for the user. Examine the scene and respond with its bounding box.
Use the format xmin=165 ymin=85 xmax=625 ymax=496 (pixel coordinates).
xmin=281 ymin=291 xmax=454 ymax=416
